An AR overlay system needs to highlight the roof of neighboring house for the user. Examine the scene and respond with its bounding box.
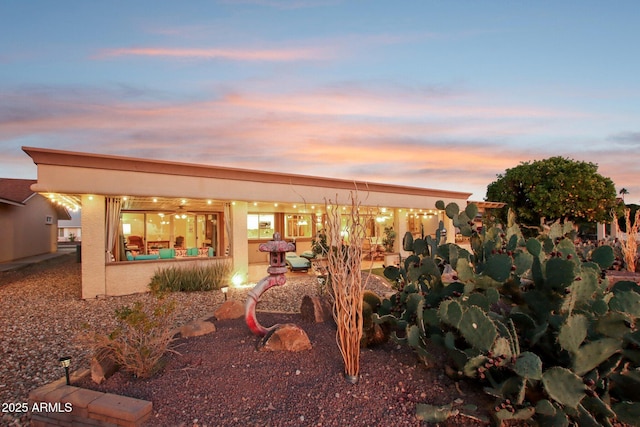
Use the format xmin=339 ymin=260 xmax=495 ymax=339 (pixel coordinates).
xmin=0 ymin=178 xmax=38 ymax=206
xmin=469 ymin=201 xmax=506 ymax=209
xmin=0 ymin=177 xmax=71 ymax=219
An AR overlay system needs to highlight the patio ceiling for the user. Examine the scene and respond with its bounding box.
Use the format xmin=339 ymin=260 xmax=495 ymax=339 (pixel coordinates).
xmin=123 ymin=196 xmax=328 ymax=214
xmin=44 ymin=193 xmax=330 ymax=215
xmin=43 ymin=192 xmax=436 ymax=216
xmin=121 ymin=196 xmax=225 ymax=212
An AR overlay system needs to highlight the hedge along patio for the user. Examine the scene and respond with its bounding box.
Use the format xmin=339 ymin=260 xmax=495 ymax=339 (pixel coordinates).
xmin=105 ymin=258 xmax=230 ymax=296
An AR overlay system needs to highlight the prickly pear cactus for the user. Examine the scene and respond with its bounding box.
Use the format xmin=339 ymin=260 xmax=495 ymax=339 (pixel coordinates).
xmin=375 ymin=200 xmax=640 ymax=425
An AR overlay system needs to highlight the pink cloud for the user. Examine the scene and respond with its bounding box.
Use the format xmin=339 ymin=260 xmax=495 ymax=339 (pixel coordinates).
xmin=95 ymin=46 xmax=333 ymax=61
xmin=221 ymin=89 xmax=590 ymax=120
xmin=4 ymin=84 xmax=638 ymax=202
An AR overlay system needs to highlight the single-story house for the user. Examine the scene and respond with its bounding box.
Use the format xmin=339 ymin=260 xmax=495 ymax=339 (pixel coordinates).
xmin=0 ymin=178 xmax=71 ymax=263
xmin=23 ymin=146 xmax=472 ymax=299
xmin=58 ymin=210 xmax=82 ymax=242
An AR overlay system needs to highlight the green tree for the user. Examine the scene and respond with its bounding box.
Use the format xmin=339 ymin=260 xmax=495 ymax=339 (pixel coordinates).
xmin=486 ymin=157 xmax=618 ymax=226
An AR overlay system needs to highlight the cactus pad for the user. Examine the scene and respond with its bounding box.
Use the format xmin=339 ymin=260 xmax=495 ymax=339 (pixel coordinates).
xmin=483 ymin=253 xmax=513 ymax=282
xmin=545 ymin=257 xmax=576 ymax=290
xmin=542 ymin=367 xmax=586 ymax=409
xmin=572 ymin=338 xmax=622 ymax=375
xmin=439 ymin=299 xmax=463 ymax=328
xmin=514 ymin=351 xmax=543 ymax=380
xmin=445 ymin=202 xmax=459 ymax=218
xmin=459 ymin=306 xmax=498 ymax=352
xmin=591 ymin=245 xmax=615 ymax=269
xmin=558 ymin=314 xmax=588 ymax=353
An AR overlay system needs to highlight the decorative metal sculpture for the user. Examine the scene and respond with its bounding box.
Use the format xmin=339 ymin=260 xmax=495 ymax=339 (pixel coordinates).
xmin=245 ymin=232 xmax=295 ymax=336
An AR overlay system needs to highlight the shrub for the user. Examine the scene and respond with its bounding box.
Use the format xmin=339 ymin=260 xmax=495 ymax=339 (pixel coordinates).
xmin=149 ymin=261 xmax=231 ymax=293
xmin=376 ymin=201 xmax=640 ymax=425
xmin=87 ymin=294 xmax=176 ymax=379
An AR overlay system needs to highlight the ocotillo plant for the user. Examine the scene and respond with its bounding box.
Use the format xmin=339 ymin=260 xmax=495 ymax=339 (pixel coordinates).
xmin=324 ymin=192 xmax=368 ymax=383
xmin=620 ymin=208 xmax=639 ymax=272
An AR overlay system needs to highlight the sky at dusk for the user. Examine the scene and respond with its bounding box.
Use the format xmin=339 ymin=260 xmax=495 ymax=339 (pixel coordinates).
xmin=1 ymin=1 xmax=639 ymax=202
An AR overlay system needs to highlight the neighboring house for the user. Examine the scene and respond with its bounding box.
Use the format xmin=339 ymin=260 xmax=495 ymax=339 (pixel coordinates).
xmin=0 ymin=178 xmax=71 ymax=263
xmin=58 ymin=210 xmax=82 ymax=242
xmin=23 ymin=146 xmax=473 ymax=299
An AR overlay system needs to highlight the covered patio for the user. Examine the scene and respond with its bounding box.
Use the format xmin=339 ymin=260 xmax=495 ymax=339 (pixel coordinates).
xmin=23 ymin=146 xmax=472 ymax=298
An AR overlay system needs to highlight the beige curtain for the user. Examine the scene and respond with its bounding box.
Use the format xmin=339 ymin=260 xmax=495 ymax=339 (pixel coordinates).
xmin=224 ymin=202 xmax=232 ymax=256
xmin=105 ymin=197 xmax=122 ymax=262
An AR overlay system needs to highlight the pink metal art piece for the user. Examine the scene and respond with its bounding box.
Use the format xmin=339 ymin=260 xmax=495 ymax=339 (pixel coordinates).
xmin=245 ymin=232 xmax=296 ymax=336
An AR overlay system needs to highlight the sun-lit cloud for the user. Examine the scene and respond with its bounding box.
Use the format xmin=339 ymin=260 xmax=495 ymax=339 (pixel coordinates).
xmin=2 ymin=80 xmax=639 ymax=202
xmin=95 ymin=46 xmax=334 ymax=61
xmin=220 ymin=86 xmax=592 ymax=121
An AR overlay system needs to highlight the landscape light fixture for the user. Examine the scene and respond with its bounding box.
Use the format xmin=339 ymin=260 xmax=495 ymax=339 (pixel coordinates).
xmin=231 ymin=273 xmax=244 ymax=287
xmin=59 ymin=356 xmax=71 ymax=385
xmin=221 ymin=286 xmax=229 ymax=301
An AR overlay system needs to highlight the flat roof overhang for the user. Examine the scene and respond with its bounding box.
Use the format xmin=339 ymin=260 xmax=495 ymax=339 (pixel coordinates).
xmin=23 ymin=146 xmax=472 ymax=210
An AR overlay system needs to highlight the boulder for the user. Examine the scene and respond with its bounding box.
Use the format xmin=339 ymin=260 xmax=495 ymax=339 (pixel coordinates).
xmin=259 ymin=323 xmax=312 ymax=352
xmin=214 ymin=299 xmax=245 ymax=320
xmin=300 ymin=295 xmax=333 ymax=323
xmin=91 ymin=351 xmax=118 ymax=384
xmin=179 ymin=319 xmax=216 ymax=338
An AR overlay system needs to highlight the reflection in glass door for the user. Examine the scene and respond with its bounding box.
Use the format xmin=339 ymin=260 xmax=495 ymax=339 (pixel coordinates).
xmin=196 ymin=214 xmax=218 ymax=255
xmin=175 ymin=213 xmax=218 ymax=251
xmin=185 ymin=214 xmax=218 ymax=255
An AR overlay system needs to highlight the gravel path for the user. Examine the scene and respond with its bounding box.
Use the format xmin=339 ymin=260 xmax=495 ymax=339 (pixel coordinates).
xmin=0 ymin=255 xmax=395 ymax=426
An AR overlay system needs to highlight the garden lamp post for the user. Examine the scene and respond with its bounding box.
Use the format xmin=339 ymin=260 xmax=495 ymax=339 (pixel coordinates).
xmin=59 ymin=356 xmax=71 ymax=385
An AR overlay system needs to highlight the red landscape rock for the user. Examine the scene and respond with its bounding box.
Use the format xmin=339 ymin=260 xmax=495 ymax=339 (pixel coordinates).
xmin=258 ymin=323 xmax=312 ymax=352
xmin=214 ymin=299 xmax=245 ymax=320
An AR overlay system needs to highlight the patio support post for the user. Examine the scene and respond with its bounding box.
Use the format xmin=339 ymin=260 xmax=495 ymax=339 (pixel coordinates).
xmin=230 ymin=201 xmax=249 ymax=282
xmin=81 ymin=194 xmax=107 ymax=299
xmin=443 ymin=213 xmax=455 ymax=244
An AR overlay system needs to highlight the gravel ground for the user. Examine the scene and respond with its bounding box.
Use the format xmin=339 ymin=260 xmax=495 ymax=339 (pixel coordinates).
xmin=3 ymin=255 xmax=633 ymax=426
xmin=0 ymin=255 xmax=240 ymax=425
xmin=78 ymin=312 xmax=492 ymax=427
xmin=4 ymin=254 xmax=455 ymax=426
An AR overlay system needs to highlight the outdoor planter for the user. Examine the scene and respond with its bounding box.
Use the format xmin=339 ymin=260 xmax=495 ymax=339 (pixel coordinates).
xmin=383 ymin=252 xmax=400 ymax=267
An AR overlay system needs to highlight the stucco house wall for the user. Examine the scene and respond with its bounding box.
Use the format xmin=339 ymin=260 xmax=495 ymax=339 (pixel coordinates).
xmin=23 ymin=147 xmax=472 ymax=298
xmin=0 ymin=179 xmax=68 ymax=263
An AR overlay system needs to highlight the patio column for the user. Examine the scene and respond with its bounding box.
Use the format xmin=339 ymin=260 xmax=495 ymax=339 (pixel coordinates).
xmin=81 ymin=194 xmax=107 ymax=299
xmin=609 ymin=221 xmax=619 ymax=240
xmin=392 ymin=209 xmax=401 ymax=253
xmin=230 ymin=201 xmax=249 ymax=284
xmin=443 ymin=213 xmax=455 ymax=244
xmin=596 ymin=222 xmax=606 ymax=241
xmin=397 ymin=209 xmax=410 ymax=258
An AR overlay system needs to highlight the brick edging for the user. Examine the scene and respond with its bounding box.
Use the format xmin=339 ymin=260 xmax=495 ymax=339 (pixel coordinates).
xmin=28 ymin=369 xmax=152 ymax=427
